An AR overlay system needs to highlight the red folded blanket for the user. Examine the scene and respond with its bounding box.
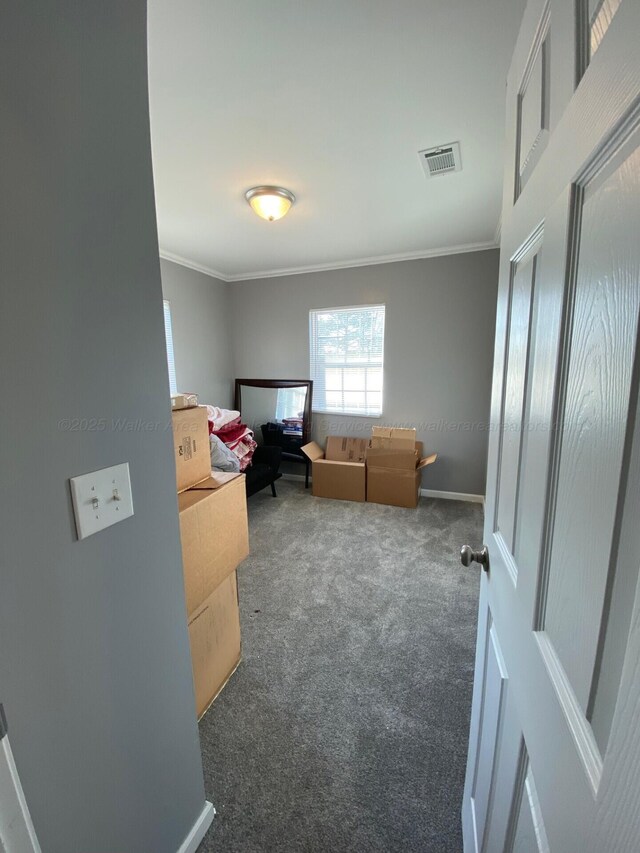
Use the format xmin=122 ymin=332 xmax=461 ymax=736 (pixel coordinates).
xmin=212 ymin=418 xmax=246 ymax=444
xmin=211 ymin=417 xmax=256 ymax=471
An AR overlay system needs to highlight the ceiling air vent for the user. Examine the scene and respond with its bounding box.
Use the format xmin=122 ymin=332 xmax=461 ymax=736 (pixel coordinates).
xmin=418 ymin=142 xmax=462 ymax=178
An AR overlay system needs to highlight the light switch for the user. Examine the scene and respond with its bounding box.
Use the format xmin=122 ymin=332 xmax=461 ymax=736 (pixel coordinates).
xmin=70 ymin=463 xmax=134 ymax=540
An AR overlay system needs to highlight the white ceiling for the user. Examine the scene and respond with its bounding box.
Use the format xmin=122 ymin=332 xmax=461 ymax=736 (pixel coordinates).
xmin=148 ymin=0 xmax=526 ymax=281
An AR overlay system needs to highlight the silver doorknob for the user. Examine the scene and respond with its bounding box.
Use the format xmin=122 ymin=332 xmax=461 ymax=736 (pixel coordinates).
xmin=461 ymin=545 xmax=490 ymax=572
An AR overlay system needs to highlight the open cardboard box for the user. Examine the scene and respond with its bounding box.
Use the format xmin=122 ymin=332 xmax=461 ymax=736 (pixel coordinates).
xmin=301 ymin=436 xmax=368 ymax=502
xmin=366 ymin=427 xmax=437 ymax=508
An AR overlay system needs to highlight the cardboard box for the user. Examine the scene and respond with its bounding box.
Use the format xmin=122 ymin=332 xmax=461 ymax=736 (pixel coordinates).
xmin=366 ymin=433 xmax=437 ymax=508
xmin=178 ymin=473 xmax=249 ymax=616
xmin=191 ymin=471 xmax=240 ymax=489
xmin=171 ymin=392 xmax=199 ymax=411
xmin=301 ymin=437 xmax=366 ymax=502
xmin=324 ymin=436 xmax=368 ymax=462
xmin=370 ymin=426 xmax=417 ymax=451
xmin=365 ymin=445 xmax=429 ymax=470
xmin=188 ymin=570 xmax=241 ymax=719
xmin=172 ymin=406 xmax=211 ymax=493
xmin=366 ymin=467 xmax=422 ymax=508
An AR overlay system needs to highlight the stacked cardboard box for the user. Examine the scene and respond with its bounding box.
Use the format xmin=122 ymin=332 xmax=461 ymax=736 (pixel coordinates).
xmin=171 ymin=406 xmax=249 ymax=718
xmin=171 ymin=405 xmax=211 ymax=493
xmin=301 ymin=427 xmax=436 ymax=508
xmin=366 ymin=427 xmax=436 ymax=508
xmin=171 ymin=392 xmax=199 ymax=411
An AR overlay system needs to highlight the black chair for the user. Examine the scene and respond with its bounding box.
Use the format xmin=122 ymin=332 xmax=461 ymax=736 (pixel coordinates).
xmin=260 ymin=422 xmax=310 ymax=488
xmin=244 ymin=445 xmax=283 ymax=498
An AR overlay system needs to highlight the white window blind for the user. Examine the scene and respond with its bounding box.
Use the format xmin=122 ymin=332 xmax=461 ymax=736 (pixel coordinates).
xmin=309 ymin=304 xmax=385 ymax=417
xmin=163 ymin=300 xmax=178 ymax=396
xmin=275 ymin=386 xmax=308 ymax=421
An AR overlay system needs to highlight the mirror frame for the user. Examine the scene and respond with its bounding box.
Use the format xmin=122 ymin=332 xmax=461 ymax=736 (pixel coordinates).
xmin=234 ymin=378 xmax=313 ymax=443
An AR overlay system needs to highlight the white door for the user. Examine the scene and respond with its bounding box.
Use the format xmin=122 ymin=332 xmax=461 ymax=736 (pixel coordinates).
xmin=462 ymin=1 xmax=640 ymax=851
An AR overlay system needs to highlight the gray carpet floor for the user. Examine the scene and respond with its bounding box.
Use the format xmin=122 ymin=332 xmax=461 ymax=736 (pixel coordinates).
xmin=197 ymin=479 xmax=482 ymax=853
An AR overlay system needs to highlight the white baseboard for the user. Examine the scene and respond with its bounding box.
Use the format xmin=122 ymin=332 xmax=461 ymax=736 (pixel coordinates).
xmin=283 ymin=474 xmax=484 ymax=505
xmin=177 ymin=801 xmax=215 ymax=853
xmin=420 ymin=488 xmax=485 ymax=504
xmin=0 ymin=736 xmax=42 ymax=852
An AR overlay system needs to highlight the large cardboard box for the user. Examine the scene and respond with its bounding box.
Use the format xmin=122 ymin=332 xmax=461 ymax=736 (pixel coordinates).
xmin=366 ymin=467 xmax=422 ymax=508
xmin=178 ymin=473 xmax=249 ymax=616
xmin=301 ymin=437 xmax=367 ymax=502
xmin=324 ymin=436 xmax=369 ymax=462
xmin=188 ymin=570 xmax=241 ymax=719
xmin=171 ymin=406 xmax=211 ymax=493
xmin=366 ymin=429 xmax=437 ymax=508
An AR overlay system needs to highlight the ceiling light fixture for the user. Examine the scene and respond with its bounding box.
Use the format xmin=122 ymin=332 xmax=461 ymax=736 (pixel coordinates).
xmin=245 ymin=186 xmax=295 ymax=222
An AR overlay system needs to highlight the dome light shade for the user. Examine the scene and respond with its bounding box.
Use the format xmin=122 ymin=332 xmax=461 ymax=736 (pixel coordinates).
xmin=245 ymin=186 xmax=295 ymax=221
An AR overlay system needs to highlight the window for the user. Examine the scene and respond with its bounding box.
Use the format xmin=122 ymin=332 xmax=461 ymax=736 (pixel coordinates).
xmin=275 ymin=386 xmax=307 ymax=421
xmin=309 ymin=304 xmax=385 ymax=417
xmin=163 ymin=300 xmax=178 ymax=395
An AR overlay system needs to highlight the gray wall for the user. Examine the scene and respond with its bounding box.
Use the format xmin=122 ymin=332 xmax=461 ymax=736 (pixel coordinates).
xmin=0 ymin=4 xmax=206 ymax=851
xmin=230 ymin=252 xmax=499 ymax=495
xmin=161 ymin=259 xmax=234 ymax=408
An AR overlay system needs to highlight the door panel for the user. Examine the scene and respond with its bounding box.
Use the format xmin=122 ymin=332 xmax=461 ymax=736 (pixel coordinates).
xmin=515 ymin=9 xmax=550 ymax=199
xmin=469 ymin=615 xmax=508 ymax=852
xmin=463 ymin=0 xmax=640 ymax=850
xmin=496 ymin=244 xmax=541 ymax=560
xmin=511 ymin=759 xmax=550 ymax=853
xmin=542 ymin=142 xmax=640 ymax=715
xmin=589 ymin=376 xmax=640 ymax=752
xmin=588 ymin=0 xmax=622 ymax=61
xmin=519 ymin=47 xmax=545 ymax=169
xmin=511 ymin=196 xmax=571 ymax=614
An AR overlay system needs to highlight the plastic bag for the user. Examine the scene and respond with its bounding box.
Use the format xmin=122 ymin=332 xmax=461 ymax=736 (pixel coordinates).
xmin=209 ymin=434 xmax=241 ymax=473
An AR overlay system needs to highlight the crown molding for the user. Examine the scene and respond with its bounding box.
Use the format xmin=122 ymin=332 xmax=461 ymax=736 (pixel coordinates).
xmin=159 ymin=250 xmax=228 ymax=281
xmin=159 ymin=240 xmax=499 ymax=284
xmin=226 ymin=241 xmax=498 ymax=281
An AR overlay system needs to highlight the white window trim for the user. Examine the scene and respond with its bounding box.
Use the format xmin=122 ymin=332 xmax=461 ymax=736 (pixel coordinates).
xmin=309 ymin=303 xmax=386 ymax=418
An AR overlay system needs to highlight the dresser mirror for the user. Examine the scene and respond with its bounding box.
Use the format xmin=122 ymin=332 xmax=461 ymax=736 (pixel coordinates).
xmin=234 ymin=380 xmax=313 ymax=487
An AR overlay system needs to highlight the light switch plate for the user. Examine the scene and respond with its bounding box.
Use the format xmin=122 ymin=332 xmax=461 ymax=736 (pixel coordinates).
xmin=70 ymin=463 xmax=134 ymax=540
